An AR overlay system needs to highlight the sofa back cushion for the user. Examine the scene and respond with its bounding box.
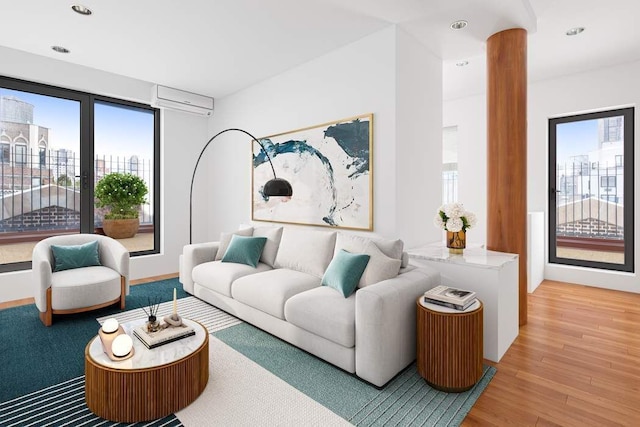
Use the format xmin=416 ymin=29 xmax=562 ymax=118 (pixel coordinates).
xmin=275 ymin=228 xmax=337 ymax=278
xmin=215 ymin=227 xmax=254 ymax=261
xmin=333 ymin=233 xmax=403 ymax=287
xmin=334 ymin=233 xmax=404 ymax=260
xmin=252 ymin=226 xmax=283 ymax=267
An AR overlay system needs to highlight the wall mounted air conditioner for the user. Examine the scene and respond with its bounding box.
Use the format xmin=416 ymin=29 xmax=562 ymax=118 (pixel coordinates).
xmin=151 ymin=85 xmax=214 ymax=116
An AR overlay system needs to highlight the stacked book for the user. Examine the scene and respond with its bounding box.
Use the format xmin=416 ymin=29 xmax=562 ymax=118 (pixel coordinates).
xmin=133 ymin=323 xmax=195 ymax=349
xmin=423 ymin=285 xmax=477 ymax=311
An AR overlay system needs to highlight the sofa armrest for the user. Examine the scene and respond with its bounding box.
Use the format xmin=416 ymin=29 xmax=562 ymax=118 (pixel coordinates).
xmin=180 ymin=242 xmax=220 ymax=294
xmin=355 ymin=266 xmax=440 ymax=387
xmin=98 ymin=236 xmax=131 ymax=295
xmin=32 ymin=241 xmax=53 ymax=313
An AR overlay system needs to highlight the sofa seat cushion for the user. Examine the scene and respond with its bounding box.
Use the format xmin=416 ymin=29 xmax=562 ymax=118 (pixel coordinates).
xmin=285 ymin=286 xmax=355 ymax=348
xmin=232 ymin=269 xmax=320 ymax=320
xmin=51 ymin=266 xmax=121 ymax=311
xmin=192 ymin=260 xmax=271 ymax=297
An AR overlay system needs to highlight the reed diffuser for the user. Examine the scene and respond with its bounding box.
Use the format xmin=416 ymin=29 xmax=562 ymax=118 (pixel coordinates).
xmin=141 ymin=296 xmax=162 ymax=333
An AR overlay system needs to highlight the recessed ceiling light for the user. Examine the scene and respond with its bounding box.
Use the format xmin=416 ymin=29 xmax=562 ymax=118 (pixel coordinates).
xmin=566 ymin=27 xmax=585 ymax=36
xmin=450 ymin=20 xmax=468 ymax=30
xmin=51 ymin=46 xmax=70 ymax=54
xmin=71 ymin=4 xmax=92 ymax=15
xmin=456 ymin=61 xmax=469 ymax=67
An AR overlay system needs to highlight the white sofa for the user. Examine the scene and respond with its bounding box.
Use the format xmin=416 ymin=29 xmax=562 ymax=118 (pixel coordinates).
xmin=179 ymin=226 xmax=440 ymax=387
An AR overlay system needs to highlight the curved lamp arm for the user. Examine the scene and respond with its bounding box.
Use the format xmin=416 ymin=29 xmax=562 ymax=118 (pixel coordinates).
xmin=189 ymin=128 xmax=292 ymax=244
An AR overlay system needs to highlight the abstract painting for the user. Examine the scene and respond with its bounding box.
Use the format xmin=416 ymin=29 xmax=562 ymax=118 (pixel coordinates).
xmin=252 ymin=114 xmax=373 ymax=230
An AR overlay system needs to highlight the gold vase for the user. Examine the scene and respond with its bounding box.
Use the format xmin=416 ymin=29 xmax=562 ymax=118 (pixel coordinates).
xmin=446 ymin=230 xmax=466 ymax=254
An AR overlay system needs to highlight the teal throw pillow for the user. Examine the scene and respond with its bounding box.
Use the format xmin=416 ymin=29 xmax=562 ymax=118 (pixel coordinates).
xmin=322 ymin=249 xmax=371 ymax=298
xmin=221 ymin=235 xmax=267 ymax=268
xmin=51 ymin=240 xmax=101 ymax=272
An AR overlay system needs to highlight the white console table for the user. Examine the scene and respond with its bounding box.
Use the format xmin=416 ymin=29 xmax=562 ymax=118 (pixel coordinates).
xmin=408 ymin=244 xmax=519 ymax=362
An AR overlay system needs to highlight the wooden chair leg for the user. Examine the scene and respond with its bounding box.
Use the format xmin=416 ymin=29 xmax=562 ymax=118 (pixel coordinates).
xmin=120 ymin=276 xmax=126 ymax=310
xmin=40 ymin=287 xmax=53 ymax=326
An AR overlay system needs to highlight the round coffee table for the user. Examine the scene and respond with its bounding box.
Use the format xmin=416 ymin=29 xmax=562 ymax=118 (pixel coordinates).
xmin=85 ymin=318 xmax=209 ymax=422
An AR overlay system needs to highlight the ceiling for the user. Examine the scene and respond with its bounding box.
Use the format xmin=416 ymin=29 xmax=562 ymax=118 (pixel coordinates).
xmin=1 ymin=0 xmax=639 ymax=101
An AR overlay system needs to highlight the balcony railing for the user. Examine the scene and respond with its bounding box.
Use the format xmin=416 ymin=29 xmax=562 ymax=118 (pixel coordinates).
xmin=0 ymin=149 xmax=153 ymax=237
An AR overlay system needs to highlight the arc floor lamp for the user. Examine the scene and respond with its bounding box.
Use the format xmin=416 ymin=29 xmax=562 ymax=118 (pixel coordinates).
xmin=189 ymin=128 xmax=293 ymax=244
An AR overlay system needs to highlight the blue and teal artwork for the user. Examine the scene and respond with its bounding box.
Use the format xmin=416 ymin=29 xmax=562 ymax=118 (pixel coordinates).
xmin=252 ymin=114 xmax=372 ymax=230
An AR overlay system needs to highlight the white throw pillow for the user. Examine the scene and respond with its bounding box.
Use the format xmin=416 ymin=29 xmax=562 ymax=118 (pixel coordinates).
xmin=252 ymin=226 xmax=283 ymax=267
xmin=215 ymin=227 xmax=254 ymax=261
xmin=359 ymin=241 xmax=402 ymax=287
xmin=334 ymin=233 xmax=404 ymax=260
xmin=274 ymin=228 xmax=337 ymax=278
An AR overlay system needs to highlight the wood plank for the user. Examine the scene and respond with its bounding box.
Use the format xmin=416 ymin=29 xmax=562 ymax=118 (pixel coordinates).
xmin=463 ymin=280 xmax=640 ymax=426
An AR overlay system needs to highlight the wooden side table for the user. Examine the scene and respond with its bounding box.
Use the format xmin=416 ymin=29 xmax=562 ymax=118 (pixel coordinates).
xmin=416 ymin=297 xmax=483 ymax=392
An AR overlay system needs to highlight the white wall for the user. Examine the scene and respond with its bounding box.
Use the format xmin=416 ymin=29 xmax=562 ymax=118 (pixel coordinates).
xmin=395 ymin=29 xmax=443 ymax=248
xmin=444 ymin=59 xmax=640 ymax=293
xmin=199 ymin=26 xmax=443 ymax=246
xmin=529 ymin=61 xmax=639 ymax=293
xmin=0 ymin=46 xmax=209 ymax=303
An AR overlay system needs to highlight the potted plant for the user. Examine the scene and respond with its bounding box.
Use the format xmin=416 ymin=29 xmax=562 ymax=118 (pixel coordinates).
xmin=95 ymin=172 xmax=148 ymax=239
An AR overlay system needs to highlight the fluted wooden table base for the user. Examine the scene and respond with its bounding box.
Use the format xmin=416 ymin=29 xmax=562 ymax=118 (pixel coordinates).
xmin=85 ymin=333 xmax=209 ymax=422
xmin=416 ymin=299 xmax=483 ymax=392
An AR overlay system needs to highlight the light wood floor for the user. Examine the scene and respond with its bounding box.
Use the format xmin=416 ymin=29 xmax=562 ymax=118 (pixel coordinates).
xmin=2 ymin=277 xmax=638 ymax=425
xmin=464 ymin=280 xmax=640 ymax=426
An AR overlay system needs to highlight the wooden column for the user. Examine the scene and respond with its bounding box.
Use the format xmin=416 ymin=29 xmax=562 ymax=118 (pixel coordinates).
xmin=487 ymin=28 xmax=528 ymax=326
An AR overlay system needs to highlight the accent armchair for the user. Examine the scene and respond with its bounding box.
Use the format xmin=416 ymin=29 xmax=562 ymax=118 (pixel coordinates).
xmin=32 ymin=234 xmax=130 ymax=326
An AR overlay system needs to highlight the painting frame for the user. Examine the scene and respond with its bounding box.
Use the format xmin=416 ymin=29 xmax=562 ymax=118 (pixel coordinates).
xmin=251 ymin=113 xmax=373 ymax=231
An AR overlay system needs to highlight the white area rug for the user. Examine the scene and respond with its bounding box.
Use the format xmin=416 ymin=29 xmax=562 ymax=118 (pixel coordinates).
xmin=177 ymin=336 xmax=350 ymax=427
xmin=96 ymin=296 xmax=242 ymax=332
xmin=98 ymin=298 xmax=349 ymax=426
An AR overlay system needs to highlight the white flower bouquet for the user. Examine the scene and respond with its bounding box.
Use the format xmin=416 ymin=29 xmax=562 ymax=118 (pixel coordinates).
xmin=433 ymin=203 xmax=476 ymax=233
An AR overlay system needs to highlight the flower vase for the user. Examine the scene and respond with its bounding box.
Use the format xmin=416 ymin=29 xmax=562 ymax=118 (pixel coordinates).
xmin=446 ymin=230 xmax=466 ymax=254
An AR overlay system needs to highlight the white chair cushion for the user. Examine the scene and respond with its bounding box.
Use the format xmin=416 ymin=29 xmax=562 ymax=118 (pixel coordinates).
xmin=252 ymin=226 xmax=283 ymax=267
xmin=51 ymin=266 xmax=121 ymax=311
xmin=274 ymin=228 xmax=336 ymax=278
xmin=192 ymin=260 xmax=271 ymax=297
xmin=232 ymin=269 xmax=320 ymax=320
xmin=285 ymin=286 xmax=356 ymax=348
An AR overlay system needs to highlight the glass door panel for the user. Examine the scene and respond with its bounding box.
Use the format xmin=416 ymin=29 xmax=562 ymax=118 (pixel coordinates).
xmin=0 ymin=88 xmax=80 ymax=266
xmin=94 ymin=101 xmax=155 ymax=253
xmin=549 ymin=108 xmax=634 ymax=272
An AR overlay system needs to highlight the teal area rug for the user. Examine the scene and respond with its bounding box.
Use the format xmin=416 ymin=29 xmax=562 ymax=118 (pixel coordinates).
xmin=0 ymin=278 xmax=187 ymax=403
xmin=214 ymin=323 xmax=495 ymax=426
xmin=0 ymin=278 xmax=495 ymax=426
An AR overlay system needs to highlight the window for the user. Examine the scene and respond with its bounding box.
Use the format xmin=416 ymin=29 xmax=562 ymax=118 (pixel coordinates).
xmin=0 ymin=76 xmax=160 ymax=272
xmin=0 ymin=141 xmax=8 ymax=162
xmin=600 ymin=176 xmax=616 ymax=188
xmin=549 ymin=107 xmax=634 ymax=273
xmin=14 ymin=143 xmax=26 ymax=165
xmin=39 ymin=141 xmax=46 ymax=168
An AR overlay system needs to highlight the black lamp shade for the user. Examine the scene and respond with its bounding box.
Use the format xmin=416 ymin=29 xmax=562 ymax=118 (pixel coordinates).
xmin=263 ymin=177 xmax=293 ymax=197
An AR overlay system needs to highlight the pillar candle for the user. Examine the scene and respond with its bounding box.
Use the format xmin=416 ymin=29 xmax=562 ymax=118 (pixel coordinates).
xmin=173 ymin=288 xmax=177 ymax=316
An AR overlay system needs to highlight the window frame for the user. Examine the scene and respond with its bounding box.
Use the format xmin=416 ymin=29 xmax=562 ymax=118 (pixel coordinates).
xmin=0 ymin=75 xmax=161 ymax=272
xmin=548 ymin=107 xmax=634 ymax=273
